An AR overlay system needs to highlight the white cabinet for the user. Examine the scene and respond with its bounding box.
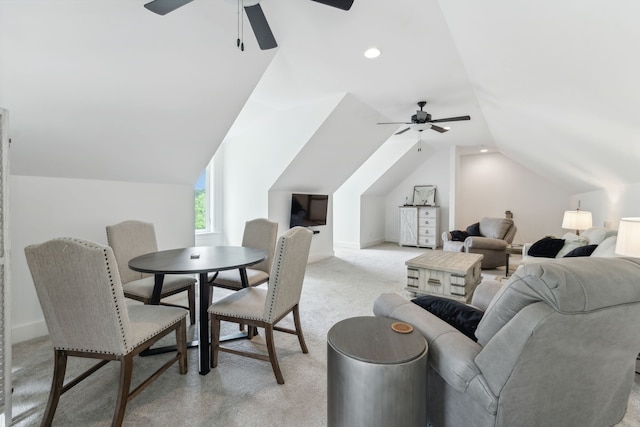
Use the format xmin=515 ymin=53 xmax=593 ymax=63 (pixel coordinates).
xmin=399 ymin=206 xmax=440 ymax=249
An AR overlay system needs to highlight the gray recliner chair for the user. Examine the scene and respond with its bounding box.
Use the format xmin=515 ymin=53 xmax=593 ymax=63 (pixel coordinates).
xmin=442 ymin=217 xmax=516 ymax=269
xmin=373 ymin=257 xmax=640 ymax=427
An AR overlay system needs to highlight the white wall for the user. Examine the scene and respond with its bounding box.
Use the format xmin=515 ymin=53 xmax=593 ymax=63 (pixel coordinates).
xmin=385 ymin=149 xmax=452 ymax=243
xmin=385 ymin=149 xmax=574 ymax=246
xmin=11 ymin=175 xmax=194 ymax=343
xmin=334 ymin=137 xmax=417 ymax=249
xmin=360 ymin=195 xmax=386 ymax=248
xmin=572 ymin=183 xmax=640 ymax=230
xmin=268 ymin=190 xmax=333 ymax=263
xmin=333 ymin=185 xmax=359 ymax=248
xmin=222 ymin=97 xmax=341 ymax=247
xmin=456 ymin=152 xmax=572 ymax=244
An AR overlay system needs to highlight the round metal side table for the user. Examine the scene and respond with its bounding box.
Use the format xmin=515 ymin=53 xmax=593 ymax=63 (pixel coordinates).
xmin=327 ymin=316 xmax=427 ymax=427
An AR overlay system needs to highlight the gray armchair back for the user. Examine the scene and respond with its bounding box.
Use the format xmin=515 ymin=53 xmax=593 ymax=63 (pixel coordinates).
xmin=443 ymin=217 xmax=516 ymax=269
xmin=374 ymin=257 xmax=640 ymax=427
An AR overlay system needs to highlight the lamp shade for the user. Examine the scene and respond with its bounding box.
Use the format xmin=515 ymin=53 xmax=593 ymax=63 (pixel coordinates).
xmin=561 ymin=210 xmax=593 ymax=231
xmin=615 ymin=218 xmax=640 ymax=257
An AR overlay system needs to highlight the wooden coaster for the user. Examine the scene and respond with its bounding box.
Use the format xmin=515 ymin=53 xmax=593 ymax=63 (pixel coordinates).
xmin=391 ymin=322 xmax=413 ymax=334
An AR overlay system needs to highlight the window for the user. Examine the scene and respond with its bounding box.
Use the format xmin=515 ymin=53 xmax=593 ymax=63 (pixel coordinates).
xmin=195 ymin=153 xmax=222 ymax=238
xmin=194 ymin=169 xmax=208 ymax=231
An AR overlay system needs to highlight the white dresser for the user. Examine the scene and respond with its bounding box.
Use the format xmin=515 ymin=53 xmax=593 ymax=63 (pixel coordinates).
xmin=399 ymin=206 xmax=440 ymax=249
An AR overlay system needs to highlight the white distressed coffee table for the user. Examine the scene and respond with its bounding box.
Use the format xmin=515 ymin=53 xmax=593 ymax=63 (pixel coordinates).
xmin=405 ymin=251 xmax=483 ymax=303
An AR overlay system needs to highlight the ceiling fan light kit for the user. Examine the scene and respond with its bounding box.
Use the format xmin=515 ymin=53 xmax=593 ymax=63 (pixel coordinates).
xmin=143 ymin=0 xmax=354 ymax=51
xmin=377 ymin=101 xmax=470 ymax=135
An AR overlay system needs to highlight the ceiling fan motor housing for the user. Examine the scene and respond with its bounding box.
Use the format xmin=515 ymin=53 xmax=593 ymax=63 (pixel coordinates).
xmin=412 ymin=111 xmax=431 ymax=123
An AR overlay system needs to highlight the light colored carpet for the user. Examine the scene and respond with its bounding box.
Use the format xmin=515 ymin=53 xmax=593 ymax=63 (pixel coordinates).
xmin=9 ymin=243 xmax=640 ymax=426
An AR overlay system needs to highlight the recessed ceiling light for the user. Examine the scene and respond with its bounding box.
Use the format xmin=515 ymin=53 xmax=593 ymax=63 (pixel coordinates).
xmin=364 ymin=47 xmax=381 ymax=59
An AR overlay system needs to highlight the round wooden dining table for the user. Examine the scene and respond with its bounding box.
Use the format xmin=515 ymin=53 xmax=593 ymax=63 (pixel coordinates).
xmin=129 ymin=246 xmax=266 ymax=375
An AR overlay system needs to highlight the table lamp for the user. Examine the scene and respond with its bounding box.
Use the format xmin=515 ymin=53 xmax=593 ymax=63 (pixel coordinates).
xmin=562 ymin=209 xmax=592 ymax=235
xmin=615 ymin=218 xmax=640 ymax=257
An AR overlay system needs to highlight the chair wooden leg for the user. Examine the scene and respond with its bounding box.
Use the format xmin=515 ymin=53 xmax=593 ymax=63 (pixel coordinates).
xmin=265 ymin=324 xmax=284 ymax=384
xmin=42 ymin=350 xmax=68 ymax=427
xmin=113 ymin=355 xmax=133 ymax=427
xmin=187 ymin=286 xmax=196 ymax=325
xmin=210 ymin=314 xmax=220 ymax=368
xmin=176 ymin=318 xmax=188 ymax=374
xmin=292 ymin=305 xmax=308 ymax=354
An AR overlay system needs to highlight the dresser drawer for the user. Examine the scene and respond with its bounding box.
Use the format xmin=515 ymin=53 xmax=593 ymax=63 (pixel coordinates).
xmin=418 ymin=208 xmax=437 ymax=220
xmin=418 ymin=227 xmax=436 ymax=237
xmin=418 ymin=235 xmax=437 ymax=247
xmin=417 ymin=216 xmax=436 ymax=227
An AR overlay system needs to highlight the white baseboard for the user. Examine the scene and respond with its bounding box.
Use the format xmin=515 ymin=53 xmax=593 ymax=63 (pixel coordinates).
xmin=333 ymin=241 xmax=360 ymax=249
xmin=12 ymin=320 xmax=48 ymax=344
xmin=360 ymin=238 xmax=385 ymax=248
xmin=308 ymin=251 xmax=334 ymax=264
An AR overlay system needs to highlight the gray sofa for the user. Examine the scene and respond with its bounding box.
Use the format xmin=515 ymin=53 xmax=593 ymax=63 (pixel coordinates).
xmin=520 ymin=226 xmax=618 ymax=266
xmin=442 ymin=217 xmax=516 ymax=269
xmin=373 ymin=257 xmax=640 ymax=427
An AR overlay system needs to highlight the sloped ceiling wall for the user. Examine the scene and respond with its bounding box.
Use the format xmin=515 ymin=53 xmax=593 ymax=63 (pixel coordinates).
xmin=437 ymin=0 xmax=640 ymax=193
xmin=271 ymin=94 xmax=393 ymax=193
xmin=0 ymin=0 xmax=275 ymax=185
xmin=1 ymin=0 xmax=637 ymax=197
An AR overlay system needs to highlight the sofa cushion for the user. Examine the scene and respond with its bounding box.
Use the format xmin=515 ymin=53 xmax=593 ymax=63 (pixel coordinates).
xmin=527 ymin=236 xmax=565 ymax=258
xmin=563 ymin=244 xmax=598 ymax=257
xmin=478 ymin=217 xmax=513 ymax=240
xmin=581 ymin=226 xmax=618 ymax=245
xmin=591 ymin=235 xmax=618 ymax=257
xmin=412 ymin=295 xmax=483 ymax=341
xmin=555 ymin=232 xmax=588 ymax=257
xmin=466 ymin=222 xmax=481 ymax=236
xmin=450 ymin=230 xmax=469 ymax=242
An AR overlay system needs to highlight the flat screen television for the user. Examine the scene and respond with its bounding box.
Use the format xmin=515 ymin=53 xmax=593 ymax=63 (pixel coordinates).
xmin=290 ymin=193 xmax=329 ymax=228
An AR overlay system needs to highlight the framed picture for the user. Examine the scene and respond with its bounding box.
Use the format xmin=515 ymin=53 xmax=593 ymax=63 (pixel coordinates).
xmin=413 ymin=185 xmax=436 ymax=206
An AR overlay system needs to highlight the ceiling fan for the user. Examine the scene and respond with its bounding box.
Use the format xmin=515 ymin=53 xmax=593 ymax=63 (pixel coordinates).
xmin=378 ymin=101 xmax=470 ymax=135
xmin=143 ymin=0 xmax=354 ymax=50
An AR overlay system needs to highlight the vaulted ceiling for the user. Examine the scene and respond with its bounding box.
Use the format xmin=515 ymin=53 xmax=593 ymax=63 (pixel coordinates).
xmin=1 ymin=0 xmax=638 ymax=195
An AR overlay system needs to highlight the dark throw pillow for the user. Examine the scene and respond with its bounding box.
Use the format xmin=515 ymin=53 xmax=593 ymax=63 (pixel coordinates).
xmin=450 ymin=230 xmax=469 ymax=242
xmin=563 ymin=244 xmax=598 ymax=257
xmin=466 ymin=222 xmax=481 ymax=236
xmin=412 ymin=295 xmax=483 ymax=341
xmin=528 ymin=236 xmax=565 ymax=258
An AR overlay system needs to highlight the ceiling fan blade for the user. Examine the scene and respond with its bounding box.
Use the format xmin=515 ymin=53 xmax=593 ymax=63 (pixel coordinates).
xmin=394 ymin=127 xmax=411 ymax=135
xmin=377 ymin=122 xmax=411 ymax=125
xmin=430 ymin=125 xmax=449 ymax=133
xmin=244 ymin=4 xmax=278 ymax=50
xmin=310 ymin=0 xmax=354 ymax=11
xmin=144 ymin=0 xmax=193 ymax=15
xmin=429 ymin=115 xmax=471 ymax=123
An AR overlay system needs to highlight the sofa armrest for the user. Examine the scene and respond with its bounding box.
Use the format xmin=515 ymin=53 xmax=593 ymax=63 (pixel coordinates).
xmin=373 ymin=293 xmax=483 ymax=392
xmin=442 ymin=231 xmax=453 ymax=243
xmin=464 ymin=236 xmax=508 ymax=252
xmin=470 ymin=280 xmax=503 ymax=311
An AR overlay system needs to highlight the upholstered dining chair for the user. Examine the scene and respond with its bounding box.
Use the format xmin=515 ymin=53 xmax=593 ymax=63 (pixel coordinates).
xmin=208 ymin=226 xmax=313 ymax=384
xmin=106 ymin=220 xmax=196 ymax=324
xmin=208 ymin=218 xmax=278 ymax=292
xmin=25 ymin=237 xmax=188 ymax=427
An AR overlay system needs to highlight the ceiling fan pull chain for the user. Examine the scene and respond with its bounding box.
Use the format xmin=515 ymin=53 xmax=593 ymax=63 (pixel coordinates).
xmin=240 ymin=0 xmax=245 ymax=51
xmin=237 ymin=0 xmax=240 ymax=48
